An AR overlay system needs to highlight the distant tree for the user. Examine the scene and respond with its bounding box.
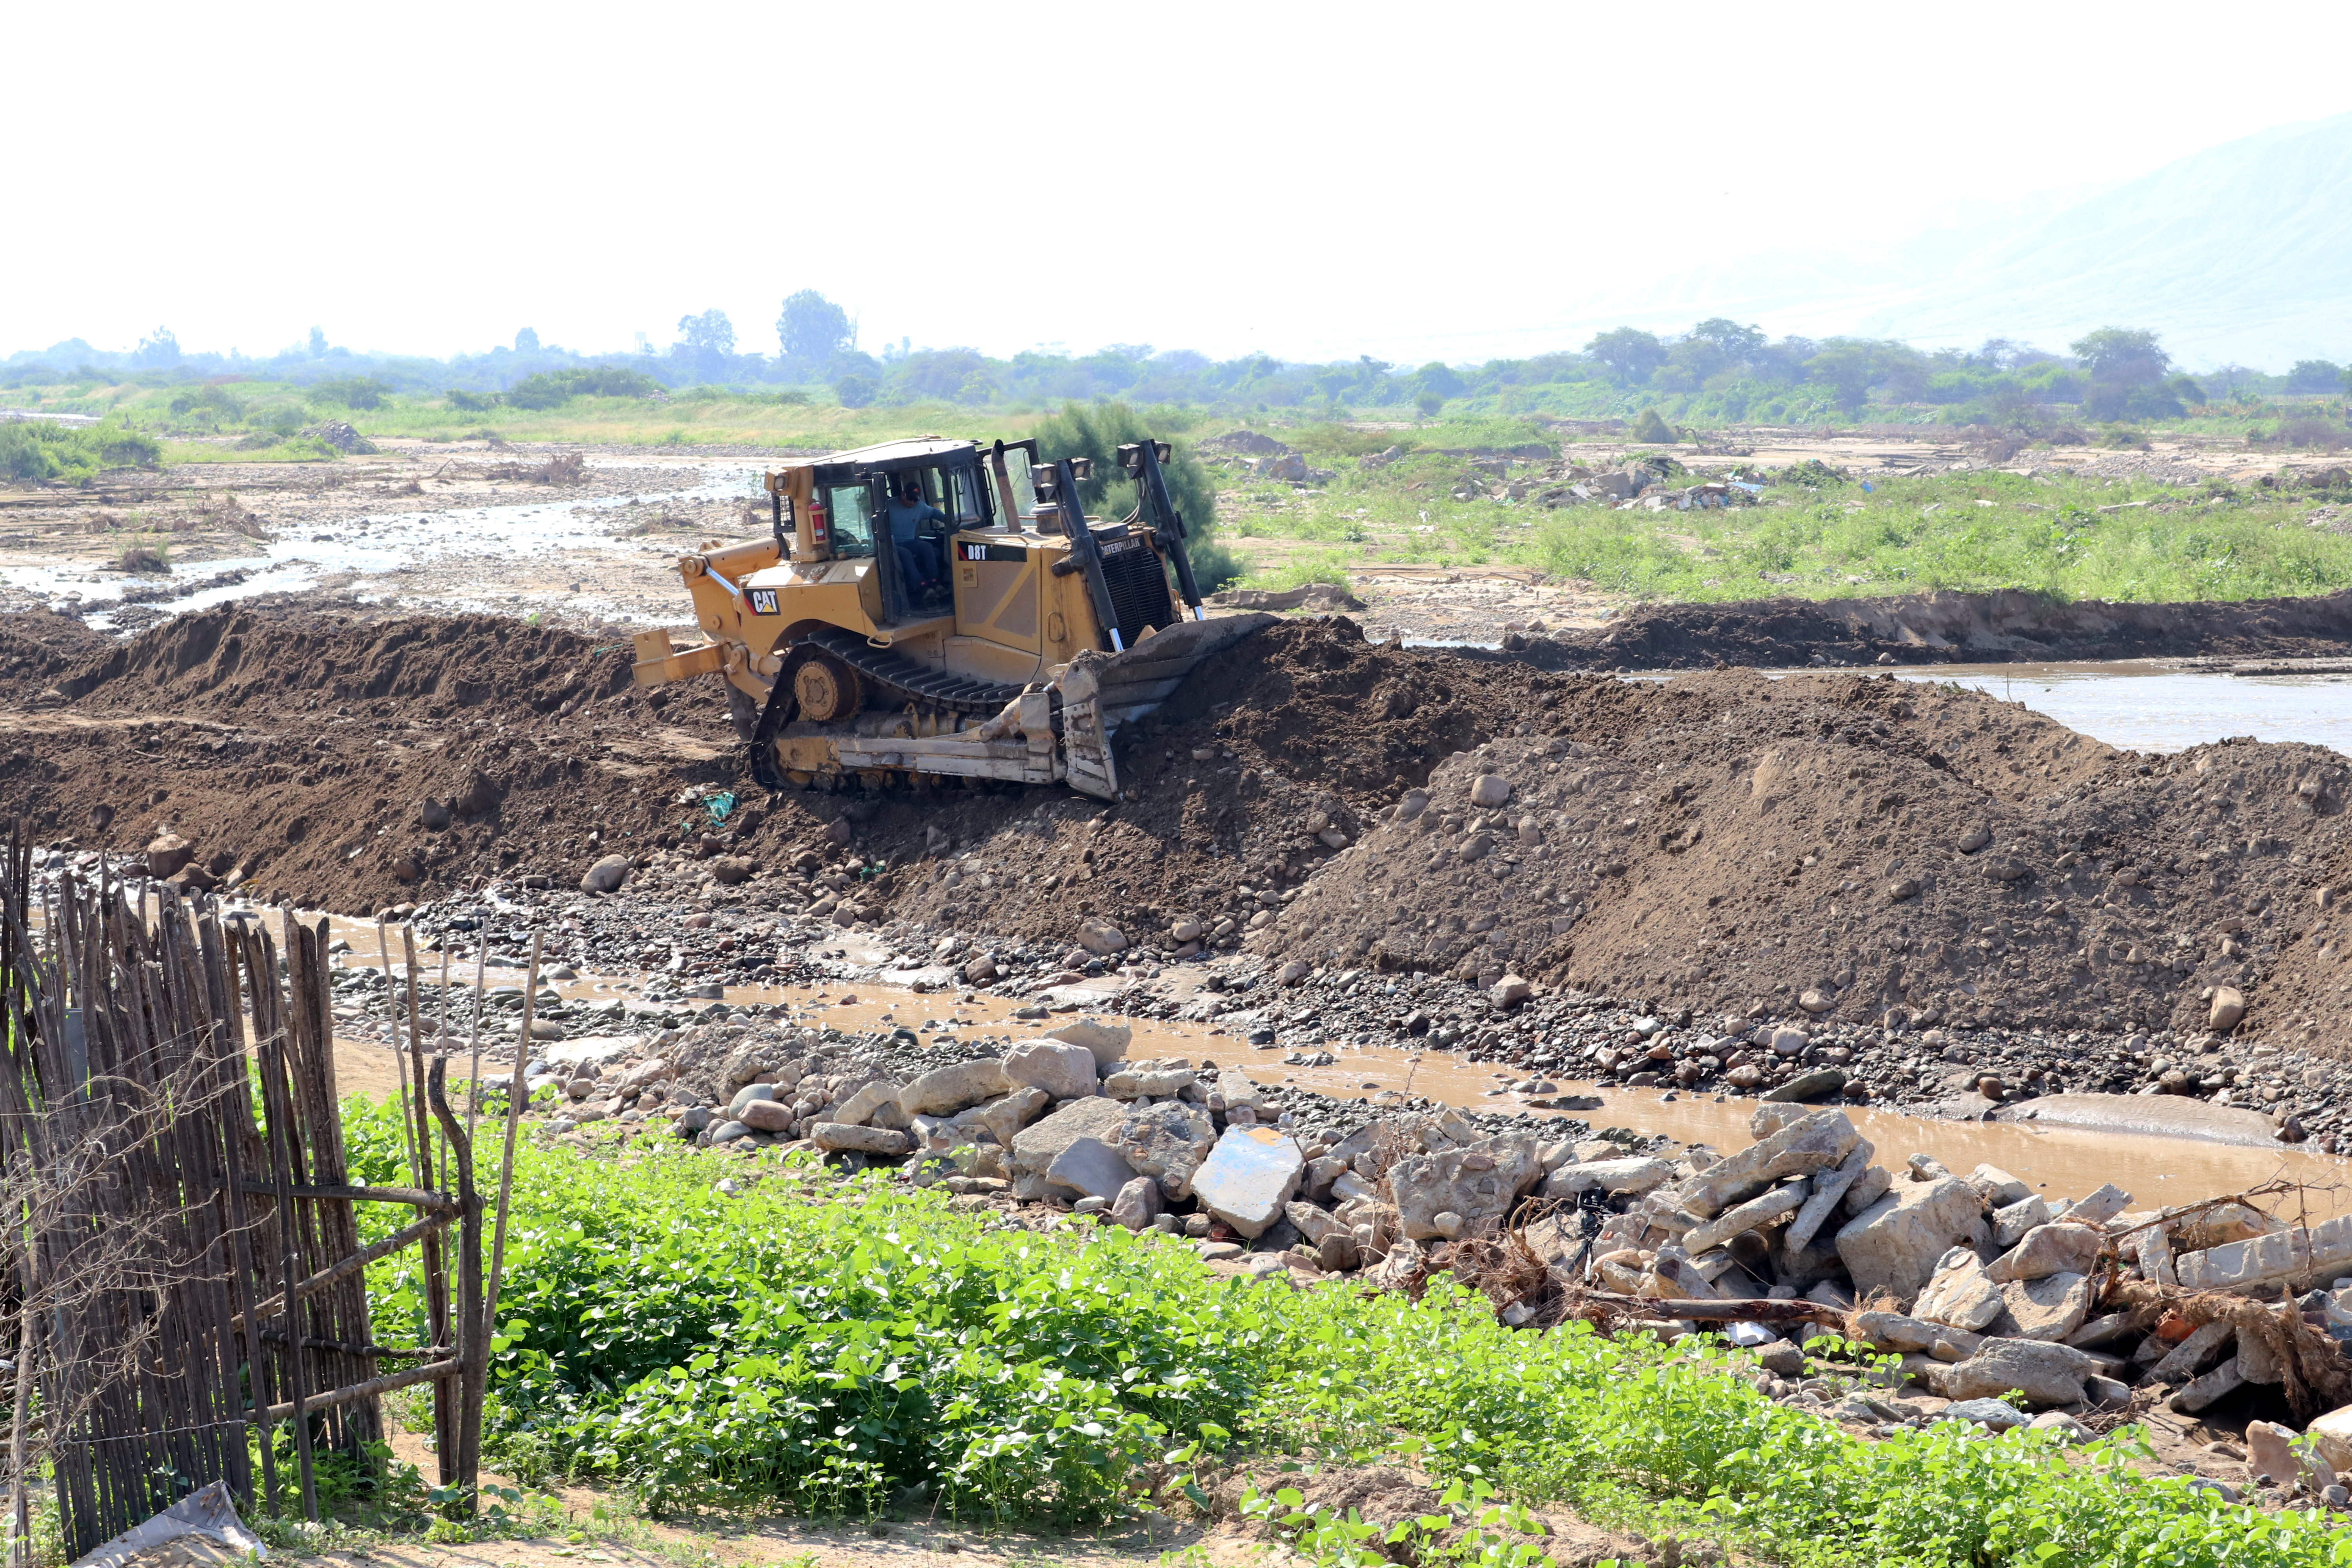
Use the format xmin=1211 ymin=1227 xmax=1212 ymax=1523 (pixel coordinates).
xmin=2287 ymin=359 xmax=2346 ymax=394
xmin=1654 ymin=337 xmax=1727 ymax=392
xmin=1407 ymin=361 xmax=1466 ymax=400
xmin=675 ymin=309 xmax=735 ymax=358
xmin=307 ymin=327 xmax=327 ymax=359
xmin=131 ymin=327 xmax=181 ymax=368
xmin=1690 ymin=318 xmax=1766 ymax=361
xmin=515 ymin=327 xmax=541 ymax=353
xmin=1804 ymin=341 xmax=1884 ymax=412
xmin=1586 ymin=327 xmax=1666 ymax=386
xmin=834 ymin=372 xmax=879 ymax=408
xmin=1415 ymin=390 xmax=1445 ymax=418
xmin=777 ymin=290 xmax=854 ymax=368
xmin=2169 ymin=374 xmax=2209 ymax=406
xmin=309 ymin=375 xmax=390 ymax=411
xmin=2069 ymin=327 xmax=2169 ymax=378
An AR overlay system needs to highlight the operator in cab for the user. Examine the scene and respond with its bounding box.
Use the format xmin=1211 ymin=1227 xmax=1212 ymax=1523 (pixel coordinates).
xmin=886 ymin=475 xmax=948 ymax=602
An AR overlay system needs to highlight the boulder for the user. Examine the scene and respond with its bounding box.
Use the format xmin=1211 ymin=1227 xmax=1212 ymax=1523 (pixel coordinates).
xmin=961 ymin=953 xmax=1000 ymax=984
xmin=1002 ymin=1041 xmax=1099 ymax=1101
xmin=831 ymin=1080 xmax=902 ymax=1128
xmin=1987 ymin=1222 xmax=2104 ymax=1283
xmin=1104 ymin=1064 xmax=1199 ymax=1099
xmin=2058 ymin=1183 xmax=2131 ymax=1227
xmin=1999 ymin=1272 xmax=2095 ymax=1341
xmin=581 ymin=854 xmax=632 ymax=893
xmin=810 ymin=1122 xmax=911 ymax=1156
xmin=976 ymin=1085 xmax=1051 ymax=1146
xmin=2308 ymin=1406 xmax=2352 ymax=1474
xmin=1470 ymin=774 xmax=1513 ymax=808
xmin=1490 ymin=975 xmax=1532 ymax=1009
xmin=1044 ymin=1019 xmax=1133 ymax=1065
xmin=1850 ymin=1311 xmax=1984 ymax=1359
xmin=739 ymin=1100 xmax=794 ymax=1133
xmin=1110 ymin=1176 xmax=1163 ymax=1231
xmin=1785 ymin=1143 xmax=1873 ymax=1252
xmin=1076 ymin=919 xmax=1129 ymax=956
xmin=1045 ymin=1136 xmax=1139 ymax=1203
xmin=1966 ymin=1165 xmax=2033 ymax=1207
xmin=1682 ymin=1181 xmax=1809 ymax=1255
xmin=899 ymin=1058 xmax=1012 ymax=1117
xmin=1991 ymin=1196 xmax=2053 ymax=1248
xmin=2170 ymin=1357 xmax=2246 ymax=1414
xmin=1215 ymin=1068 xmax=1267 ymax=1112
xmin=1010 ymin=1097 xmax=1129 ymax=1190
xmin=2210 ymin=986 xmax=2246 ymax=1031
xmin=709 ymin=856 xmax=754 ymax=886
xmin=146 ymin=834 xmax=194 ymax=880
xmin=1385 ymin=1132 xmax=1542 ymax=1242
xmin=1835 ymin=1175 xmax=1985 ymax=1298
xmin=1762 ymin=1068 xmax=1847 ymax=1103
xmin=1939 ymin=1338 xmax=2098 ymax=1407
xmin=1943 ymin=1398 xmax=2031 ymax=1432
xmin=1190 ymin=1126 xmax=1307 ymax=1238
xmin=1913 ymin=1250 xmax=2007 ymax=1332
xmin=2246 ymin=1420 xmax=2304 ymax=1486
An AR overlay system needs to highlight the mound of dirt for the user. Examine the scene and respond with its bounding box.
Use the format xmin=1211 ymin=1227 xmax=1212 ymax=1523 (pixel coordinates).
xmin=1249 ymin=666 xmax=2352 ymax=1039
xmin=1531 ymin=587 xmax=2352 ymax=670
xmin=0 ymin=608 xmax=112 ymax=701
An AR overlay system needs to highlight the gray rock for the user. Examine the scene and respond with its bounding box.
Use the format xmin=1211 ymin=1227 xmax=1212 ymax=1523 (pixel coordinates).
xmin=1835 ymin=1175 xmax=1986 ymax=1298
xmin=2150 ymin=1319 xmax=2235 ymax=1383
xmin=1676 ymin=1111 xmax=1860 ymax=1220
xmin=740 ymin=1100 xmax=794 ymax=1133
xmin=1386 ymin=1132 xmax=1542 ymax=1242
xmin=1942 ymin=1398 xmax=2031 ymax=1431
xmin=1010 ymin=1096 xmax=1129 ymax=1185
xmin=1683 ymin=1181 xmax=1809 ymax=1255
xmin=1999 ymin=1272 xmax=2095 ymax=1342
xmin=675 ymin=1106 xmax=712 ymax=1134
xmin=1967 ymin=1164 xmax=2034 ymax=1206
xmin=811 ymin=1122 xmax=911 ymax=1155
xmin=707 ymin=1118 xmax=751 ymax=1144
xmin=1045 ymin=1019 xmax=1133 ymax=1065
xmin=1317 ymin=1231 xmax=1361 ymax=1272
xmin=977 ymin=1085 xmax=1051 ymax=1146
xmin=1113 ymin=1100 xmax=1219 ymax=1199
xmin=1076 ymin=920 xmax=1129 ymax=956
xmin=1002 ymin=1041 xmax=1098 ymax=1101
xmin=729 ymin=1083 xmax=778 ymax=1118
xmin=2058 ymin=1182 xmax=2131 ymax=1227
xmin=1914 ymin=1250 xmax=2007 ymax=1332
xmin=1045 ymin=1136 xmax=1139 ymax=1202
xmin=1991 ymin=1196 xmax=2053 ymax=1249
xmin=580 ymin=854 xmax=632 ymax=893
xmin=1762 ymin=1069 xmax=1847 ymax=1104
xmin=1284 ymin=1201 xmax=1344 ymax=1244
xmin=1191 ymin=1126 xmax=1307 ymax=1238
xmin=899 ymin=1058 xmax=1012 ymax=1116
xmin=1850 ymin=1311 xmax=1983 ymax=1359
xmin=1841 ymin=1165 xmax=1893 ymax=1216
xmin=1104 ymin=1065 xmax=1199 ymax=1099
xmin=1110 ymin=1176 xmax=1163 ymax=1231
xmin=1940 ymin=1338 xmax=2098 ymax=1407
xmin=2169 ymin=1356 xmax=2246 ymax=1414
xmin=1786 ymin=1143 xmax=1874 ymax=1252
xmin=1216 ymin=1068 xmax=1267 ymax=1111
xmin=831 ymin=1079 xmax=902 ymax=1128
xmin=1987 ymin=1223 xmax=2103 ymax=1283
xmin=1470 ymin=774 xmax=1513 ymax=809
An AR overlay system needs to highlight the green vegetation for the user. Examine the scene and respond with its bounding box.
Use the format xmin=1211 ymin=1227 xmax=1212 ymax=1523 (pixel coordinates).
xmin=1216 ymin=431 xmax=2352 ymax=606
xmin=0 ymin=418 xmax=160 ymax=483
xmin=341 ymin=1097 xmax=2351 ymax=1565
xmin=1033 ymin=400 xmax=1241 ymax=591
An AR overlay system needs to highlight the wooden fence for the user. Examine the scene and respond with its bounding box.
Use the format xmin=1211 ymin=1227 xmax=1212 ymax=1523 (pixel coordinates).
xmin=0 ymin=827 xmax=522 ymax=1559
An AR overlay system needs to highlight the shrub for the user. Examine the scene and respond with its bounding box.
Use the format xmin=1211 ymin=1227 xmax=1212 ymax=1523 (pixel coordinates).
xmin=1628 ymin=407 xmax=1676 ymax=443
xmin=0 ymin=419 xmax=158 ymax=483
xmin=1033 ymin=400 xmax=1236 ymax=590
xmin=310 ymin=375 xmax=392 ymax=410
xmin=833 ymin=372 xmax=879 ymax=409
xmin=507 ymin=366 xmax=662 ymax=410
xmin=1414 ymin=390 xmax=1444 ymax=418
xmin=446 ymin=388 xmax=498 ymax=412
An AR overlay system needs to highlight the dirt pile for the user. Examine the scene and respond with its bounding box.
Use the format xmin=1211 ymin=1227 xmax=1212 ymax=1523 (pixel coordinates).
xmin=1530 ymin=587 xmax=2352 ymax=671
xmin=1249 ymin=667 xmax=2352 ymax=1040
xmin=0 ymin=608 xmax=113 ymax=702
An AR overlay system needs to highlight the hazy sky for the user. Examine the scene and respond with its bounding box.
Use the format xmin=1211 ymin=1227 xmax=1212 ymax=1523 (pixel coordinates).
xmin=13 ymin=0 xmax=2352 ymax=366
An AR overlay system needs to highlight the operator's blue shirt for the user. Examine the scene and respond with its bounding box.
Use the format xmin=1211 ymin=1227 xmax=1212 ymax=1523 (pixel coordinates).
xmin=887 ymin=497 xmax=946 ymax=543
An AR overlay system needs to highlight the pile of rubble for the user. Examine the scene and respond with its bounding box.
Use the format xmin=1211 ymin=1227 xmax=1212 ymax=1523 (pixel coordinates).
xmin=515 ymin=1018 xmax=2352 ymax=1453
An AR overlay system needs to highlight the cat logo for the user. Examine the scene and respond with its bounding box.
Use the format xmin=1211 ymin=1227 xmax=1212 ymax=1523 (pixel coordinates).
xmin=748 ymin=588 xmax=780 ymax=616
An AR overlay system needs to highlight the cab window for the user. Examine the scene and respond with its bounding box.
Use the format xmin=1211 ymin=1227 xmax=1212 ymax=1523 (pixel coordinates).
xmin=826 ymin=483 xmax=875 ymax=557
xmin=946 ymin=466 xmax=985 ymax=525
xmin=1003 ymin=448 xmax=1040 ymax=524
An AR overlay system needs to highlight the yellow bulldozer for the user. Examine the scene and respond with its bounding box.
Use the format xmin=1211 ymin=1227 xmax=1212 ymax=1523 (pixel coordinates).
xmin=630 ymin=435 xmax=1267 ymax=800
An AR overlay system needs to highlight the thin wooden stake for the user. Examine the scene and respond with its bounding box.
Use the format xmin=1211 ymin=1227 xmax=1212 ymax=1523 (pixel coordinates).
xmin=483 ymin=933 xmax=541 ymax=1330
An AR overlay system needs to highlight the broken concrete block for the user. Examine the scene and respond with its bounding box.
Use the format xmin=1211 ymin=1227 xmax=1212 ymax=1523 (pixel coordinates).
xmin=1045 ymin=1136 xmax=1139 ymax=1202
xmin=2058 ymin=1183 xmax=2132 ymax=1228
xmin=1113 ymin=1100 xmax=1218 ymax=1200
xmin=1967 ymin=1165 xmax=2033 ymax=1207
xmin=1103 ymin=1065 xmax=1198 ymax=1099
xmin=1386 ymin=1132 xmax=1542 ymax=1241
xmin=1836 ymin=1175 xmax=1987 ymax=1299
xmin=1674 ymin=1111 xmax=1859 ymax=1220
xmin=898 ymin=1058 xmax=1011 ymax=1117
xmin=977 ymin=1085 xmax=1051 ymax=1146
xmin=1991 ymin=1196 xmax=2053 ymax=1249
xmin=1785 ymin=1142 xmax=1873 ymax=1253
xmin=1987 ymin=1223 xmax=2105 ymax=1283
xmin=831 ymin=1078 xmax=902 ymax=1127
xmin=1683 ymin=1181 xmax=1809 ymax=1255
xmin=1840 ymin=1165 xmax=1893 ymax=1216
xmin=1002 ymin=1041 xmax=1100 ymax=1101
xmin=1191 ymin=1125 xmax=1306 ymax=1238
xmin=1940 ymin=1337 xmax=2099 ymax=1407
xmin=1851 ymin=1310 xmax=1984 ymax=1359
xmin=2309 ymin=1406 xmax=2352 ymax=1474
xmin=809 ymin=1122 xmax=912 ymax=1156
xmin=2169 ymin=1356 xmax=2246 ymax=1414
xmin=1541 ymin=1157 xmax=1671 ymax=1200
xmin=1999 ymin=1272 xmax=2095 ymax=1342
xmin=2175 ymin=1212 xmax=2352 ymax=1294
xmin=2151 ymin=1319 xmax=2235 ymax=1383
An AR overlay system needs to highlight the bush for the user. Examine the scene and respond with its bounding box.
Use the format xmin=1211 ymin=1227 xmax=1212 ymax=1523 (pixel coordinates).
xmin=1033 ymin=400 xmax=1236 ymax=591
xmin=833 ymin=372 xmax=879 ymax=409
xmin=507 ymin=366 xmax=662 ymax=410
xmin=0 ymin=419 xmax=158 ymax=483
xmin=446 ymin=388 xmax=498 ymax=412
xmin=310 ymin=375 xmax=391 ymax=410
xmin=1628 ymin=407 xmax=1676 ymax=443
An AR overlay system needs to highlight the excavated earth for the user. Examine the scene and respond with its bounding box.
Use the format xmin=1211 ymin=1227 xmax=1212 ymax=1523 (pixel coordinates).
xmin=13 ymin=599 xmax=2352 ymax=1078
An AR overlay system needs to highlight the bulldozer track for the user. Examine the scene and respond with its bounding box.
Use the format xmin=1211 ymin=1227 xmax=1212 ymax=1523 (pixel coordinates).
xmin=804 ymin=626 xmax=1029 ymax=715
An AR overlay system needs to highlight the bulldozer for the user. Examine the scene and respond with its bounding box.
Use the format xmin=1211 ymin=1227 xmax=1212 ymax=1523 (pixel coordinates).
xmin=630 ymin=434 xmax=1269 ymax=800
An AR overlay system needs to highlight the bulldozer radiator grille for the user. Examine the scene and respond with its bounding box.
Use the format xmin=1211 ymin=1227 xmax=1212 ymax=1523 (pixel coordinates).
xmin=1099 ymin=538 xmax=1176 ymax=649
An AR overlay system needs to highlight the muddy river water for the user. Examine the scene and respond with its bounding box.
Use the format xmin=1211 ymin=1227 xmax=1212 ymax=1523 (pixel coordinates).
xmin=304 ymin=912 xmax=2352 ymax=1223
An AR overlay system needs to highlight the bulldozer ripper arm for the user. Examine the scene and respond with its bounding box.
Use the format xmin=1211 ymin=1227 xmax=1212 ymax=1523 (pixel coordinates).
xmin=1050 ymin=458 xmax=1127 ymax=652
xmin=1120 ymin=440 xmax=1207 ymax=621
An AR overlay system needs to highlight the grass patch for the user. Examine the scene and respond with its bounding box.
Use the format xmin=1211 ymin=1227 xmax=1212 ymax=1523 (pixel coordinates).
xmin=0 ymin=418 xmax=161 ymax=483
xmin=342 ymin=1097 xmax=2349 ymax=1563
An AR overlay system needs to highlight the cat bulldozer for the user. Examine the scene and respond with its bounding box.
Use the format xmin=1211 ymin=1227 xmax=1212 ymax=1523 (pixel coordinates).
xmin=630 ymin=435 xmax=1269 ymax=800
